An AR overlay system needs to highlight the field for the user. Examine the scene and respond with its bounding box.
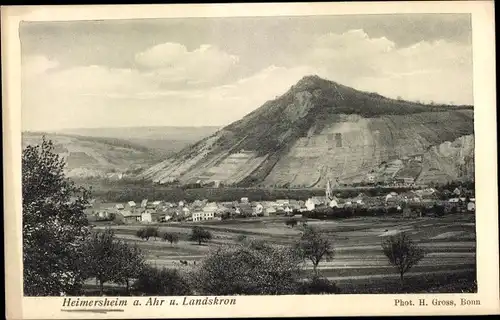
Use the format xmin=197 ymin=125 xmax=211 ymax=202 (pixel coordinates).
xmin=91 ymin=213 xmax=477 ymax=294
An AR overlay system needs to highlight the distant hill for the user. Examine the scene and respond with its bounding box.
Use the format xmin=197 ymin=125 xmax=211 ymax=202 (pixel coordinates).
xmin=22 ymin=132 xmax=164 ymax=179
xmin=56 ymin=126 xmax=220 ymax=156
xmin=139 ymin=75 xmax=474 ymax=187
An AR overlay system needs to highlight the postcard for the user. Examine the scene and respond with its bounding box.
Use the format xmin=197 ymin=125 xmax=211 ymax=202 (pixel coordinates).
xmin=2 ymin=1 xmax=498 ymax=318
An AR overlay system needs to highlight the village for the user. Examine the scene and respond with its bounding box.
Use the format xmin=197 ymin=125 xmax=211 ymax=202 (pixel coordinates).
xmin=87 ymin=182 xmax=476 ymax=225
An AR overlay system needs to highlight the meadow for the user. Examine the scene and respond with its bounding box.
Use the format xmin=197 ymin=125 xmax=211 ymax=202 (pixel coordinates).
xmin=90 ymin=213 xmax=477 ymax=294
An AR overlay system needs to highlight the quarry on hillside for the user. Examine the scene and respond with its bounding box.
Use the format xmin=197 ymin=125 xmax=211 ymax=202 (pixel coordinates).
xmin=137 ymin=75 xmax=475 ymax=187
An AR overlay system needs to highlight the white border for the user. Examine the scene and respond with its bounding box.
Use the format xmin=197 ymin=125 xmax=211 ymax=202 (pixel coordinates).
xmin=2 ymin=2 xmax=498 ymax=318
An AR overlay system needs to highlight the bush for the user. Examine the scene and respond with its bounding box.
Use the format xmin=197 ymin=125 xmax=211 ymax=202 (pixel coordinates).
xmin=285 ymin=218 xmax=298 ymax=228
xmin=191 ymin=241 xmax=302 ymax=295
xmin=136 ymin=227 xmax=159 ymax=241
xmin=299 ymin=276 xmax=341 ymax=294
xmin=133 ymin=266 xmax=191 ymax=295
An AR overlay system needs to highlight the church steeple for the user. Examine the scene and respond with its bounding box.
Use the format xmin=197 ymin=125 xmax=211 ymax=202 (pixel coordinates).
xmin=326 ymin=179 xmax=332 ymax=200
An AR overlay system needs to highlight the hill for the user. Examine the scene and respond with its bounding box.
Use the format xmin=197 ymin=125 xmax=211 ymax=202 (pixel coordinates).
xmin=22 ymin=132 xmax=164 ymax=179
xmin=56 ymin=126 xmax=220 ymax=156
xmin=138 ymin=75 xmax=474 ymax=187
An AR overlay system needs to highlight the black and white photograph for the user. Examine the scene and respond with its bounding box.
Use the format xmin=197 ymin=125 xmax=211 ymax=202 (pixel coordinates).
xmin=3 ymin=2 xmax=498 ymax=318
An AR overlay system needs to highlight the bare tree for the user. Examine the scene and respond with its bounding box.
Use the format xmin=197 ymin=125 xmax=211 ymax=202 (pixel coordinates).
xmin=382 ymin=232 xmax=425 ymax=288
xmin=295 ymin=226 xmax=334 ymax=275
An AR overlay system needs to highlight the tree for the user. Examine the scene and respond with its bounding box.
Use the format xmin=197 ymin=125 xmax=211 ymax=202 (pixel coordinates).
xmin=189 ymin=226 xmax=212 ymax=245
xmin=82 ymin=228 xmax=124 ymax=295
xmin=192 ymin=241 xmax=303 ymax=295
xmin=23 ymin=137 xmax=91 ymax=296
xmin=162 ymin=232 xmax=180 ymax=245
xmin=382 ymin=233 xmax=425 ymax=288
xmin=147 ymin=226 xmax=159 ymax=240
xmin=285 ymin=218 xmax=298 ymax=228
xmin=295 ymin=226 xmax=334 ymax=275
xmin=133 ymin=266 xmax=192 ymax=295
xmin=136 ymin=228 xmax=148 ymax=240
xmin=136 ymin=227 xmax=159 ymax=241
xmin=112 ymin=242 xmax=145 ymax=295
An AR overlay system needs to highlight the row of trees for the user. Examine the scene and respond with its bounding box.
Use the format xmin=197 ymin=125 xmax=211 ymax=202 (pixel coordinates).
xmin=301 ymin=203 xmax=451 ymax=220
xmin=136 ymin=226 xmax=212 ymax=245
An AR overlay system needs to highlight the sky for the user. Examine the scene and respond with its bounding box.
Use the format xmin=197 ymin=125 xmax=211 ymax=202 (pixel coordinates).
xmin=20 ymin=14 xmax=473 ymax=131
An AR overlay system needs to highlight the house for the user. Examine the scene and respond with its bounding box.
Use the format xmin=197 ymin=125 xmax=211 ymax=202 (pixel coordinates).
xmin=276 ymin=199 xmax=290 ymax=207
xmin=448 ymin=198 xmax=460 ymax=203
xmin=163 ymin=202 xmax=174 ymax=208
xmin=140 ymin=199 xmax=148 ymax=208
xmin=284 ymin=206 xmax=294 ymax=215
xmin=203 ymin=202 xmax=219 ymax=214
xmin=115 ymin=204 xmax=125 ymax=211
xmin=181 ymin=207 xmax=191 ymax=217
xmin=253 ymin=203 xmax=264 ymax=216
xmin=353 ymin=194 xmax=365 ymax=205
xmin=141 ymin=212 xmax=152 ymax=223
xmin=265 ymin=207 xmax=276 ymax=216
xmin=305 ymin=196 xmax=326 ymax=211
xmin=179 ymin=200 xmax=185 ymax=207
xmin=385 ymin=192 xmax=399 ymax=203
xmin=239 ymin=203 xmax=254 ymax=216
xmin=146 ymin=201 xmax=163 ymax=209
xmin=127 ymin=201 xmax=137 ymax=209
xmin=119 ymin=210 xmax=141 ymax=223
xmin=328 ymin=197 xmax=339 ymax=208
xmin=241 ymin=197 xmax=249 ymax=203
xmin=192 ymin=209 xmax=215 ymax=222
xmin=453 ymin=187 xmax=462 ymax=196
xmin=467 ymin=202 xmax=476 ymax=212
xmin=192 ymin=199 xmax=207 ymax=210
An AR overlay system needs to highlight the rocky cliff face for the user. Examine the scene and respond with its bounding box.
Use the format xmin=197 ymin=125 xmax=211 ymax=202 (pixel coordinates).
xmin=139 ymin=75 xmax=474 ymax=186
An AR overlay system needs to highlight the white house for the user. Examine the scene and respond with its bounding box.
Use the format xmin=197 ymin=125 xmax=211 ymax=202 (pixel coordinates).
xmin=284 ymin=206 xmax=293 ymax=215
xmin=192 ymin=211 xmax=203 ymax=222
xmin=265 ymin=207 xmax=276 ymax=215
xmin=253 ymin=203 xmax=264 ymax=215
xmin=305 ymin=197 xmax=324 ymax=211
xmin=276 ymin=199 xmax=290 ymax=208
xmin=182 ymin=207 xmax=191 ymax=216
xmin=448 ymin=198 xmax=460 ymax=203
xmin=141 ymin=212 xmax=152 ymax=223
xmin=192 ymin=210 xmax=215 ymax=222
xmin=467 ymin=202 xmax=476 ymax=212
xmin=241 ymin=197 xmax=249 ymax=203
xmin=140 ymin=199 xmax=148 ymax=208
xmin=328 ymin=198 xmax=339 ymax=208
xmin=127 ymin=201 xmax=137 ymax=208
xmin=115 ymin=204 xmax=125 ymax=210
